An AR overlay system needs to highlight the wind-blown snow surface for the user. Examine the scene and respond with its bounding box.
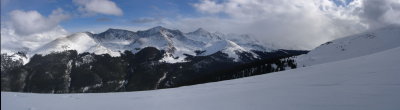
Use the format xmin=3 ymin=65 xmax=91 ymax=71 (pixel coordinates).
xmin=296 ymin=26 xmax=400 ymax=66
xmin=2 ymin=46 xmax=400 ymax=110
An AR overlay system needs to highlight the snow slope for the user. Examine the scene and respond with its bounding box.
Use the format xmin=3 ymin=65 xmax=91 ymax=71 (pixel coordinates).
xmin=2 ymin=45 xmax=400 ymax=110
xmin=296 ymin=26 xmax=400 ymax=66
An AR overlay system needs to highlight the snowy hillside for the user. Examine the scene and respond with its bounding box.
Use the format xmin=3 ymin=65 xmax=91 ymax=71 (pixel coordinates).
xmin=2 ymin=42 xmax=400 ymax=110
xmin=296 ymin=26 xmax=400 ymax=66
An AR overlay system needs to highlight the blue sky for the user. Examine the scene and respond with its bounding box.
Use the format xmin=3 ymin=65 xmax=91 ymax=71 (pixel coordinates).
xmin=0 ymin=0 xmax=353 ymax=31
xmin=1 ymin=0 xmax=398 ymax=50
xmin=0 ymin=0 xmax=353 ymax=32
xmin=1 ymin=0 xmax=202 ymax=32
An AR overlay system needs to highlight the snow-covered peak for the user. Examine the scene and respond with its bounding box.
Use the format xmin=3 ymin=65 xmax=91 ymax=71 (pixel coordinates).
xmin=186 ymin=28 xmax=223 ymax=44
xmin=102 ymin=28 xmax=134 ymax=35
xmin=95 ymin=28 xmax=137 ymax=41
xmin=150 ymin=26 xmax=166 ymax=31
xmin=200 ymin=40 xmax=254 ymax=62
xmin=141 ymin=26 xmax=169 ymax=34
xmin=135 ymin=26 xmax=186 ymax=40
xmin=34 ymin=32 xmax=98 ymax=55
xmin=104 ymin=28 xmax=126 ymax=32
xmin=296 ymin=25 xmax=400 ymax=66
xmin=195 ymin=28 xmax=207 ymax=32
xmin=33 ymin=32 xmax=121 ymax=57
xmin=190 ymin=28 xmax=210 ymax=35
xmin=221 ymin=34 xmax=274 ymax=52
xmin=21 ymin=26 xmax=276 ymax=63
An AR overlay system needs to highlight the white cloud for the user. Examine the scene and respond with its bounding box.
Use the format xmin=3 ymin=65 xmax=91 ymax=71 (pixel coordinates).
xmin=359 ymin=0 xmax=400 ymax=27
xmin=193 ymin=0 xmax=224 ymax=14
xmin=9 ymin=8 xmax=69 ymax=35
xmin=2 ymin=9 xmax=69 ymax=54
xmin=1 ymin=24 xmax=68 ymax=54
xmin=178 ymin=0 xmax=399 ymax=49
xmin=73 ymin=0 xmax=123 ymax=16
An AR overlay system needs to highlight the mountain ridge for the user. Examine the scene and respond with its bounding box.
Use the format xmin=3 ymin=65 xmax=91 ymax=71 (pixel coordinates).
xmin=1 ymin=26 xmax=308 ymax=93
xmin=11 ymin=26 xmax=282 ymax=64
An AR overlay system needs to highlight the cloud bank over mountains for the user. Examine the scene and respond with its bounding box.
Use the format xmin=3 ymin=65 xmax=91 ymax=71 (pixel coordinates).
xmin=1 ymin=0 xmax=399 ymax=52
xmin=177 ymin=0 xmax=400 ymax=49
xmin=1 ymin=0 xmax=124 ymax=52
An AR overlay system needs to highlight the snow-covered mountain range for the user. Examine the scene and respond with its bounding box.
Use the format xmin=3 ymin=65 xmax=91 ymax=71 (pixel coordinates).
xmin=1 ymin=26 xmax=307 ymax=93
xmin=22 ymin=26 xmax=273 ymax=63
xmin=2 ymin=25 xmax=400 ymax=110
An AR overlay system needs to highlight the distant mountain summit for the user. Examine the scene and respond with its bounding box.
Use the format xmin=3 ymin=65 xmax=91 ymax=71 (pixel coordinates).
xmin=29 ymin=26 xmax=279 ymax=63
